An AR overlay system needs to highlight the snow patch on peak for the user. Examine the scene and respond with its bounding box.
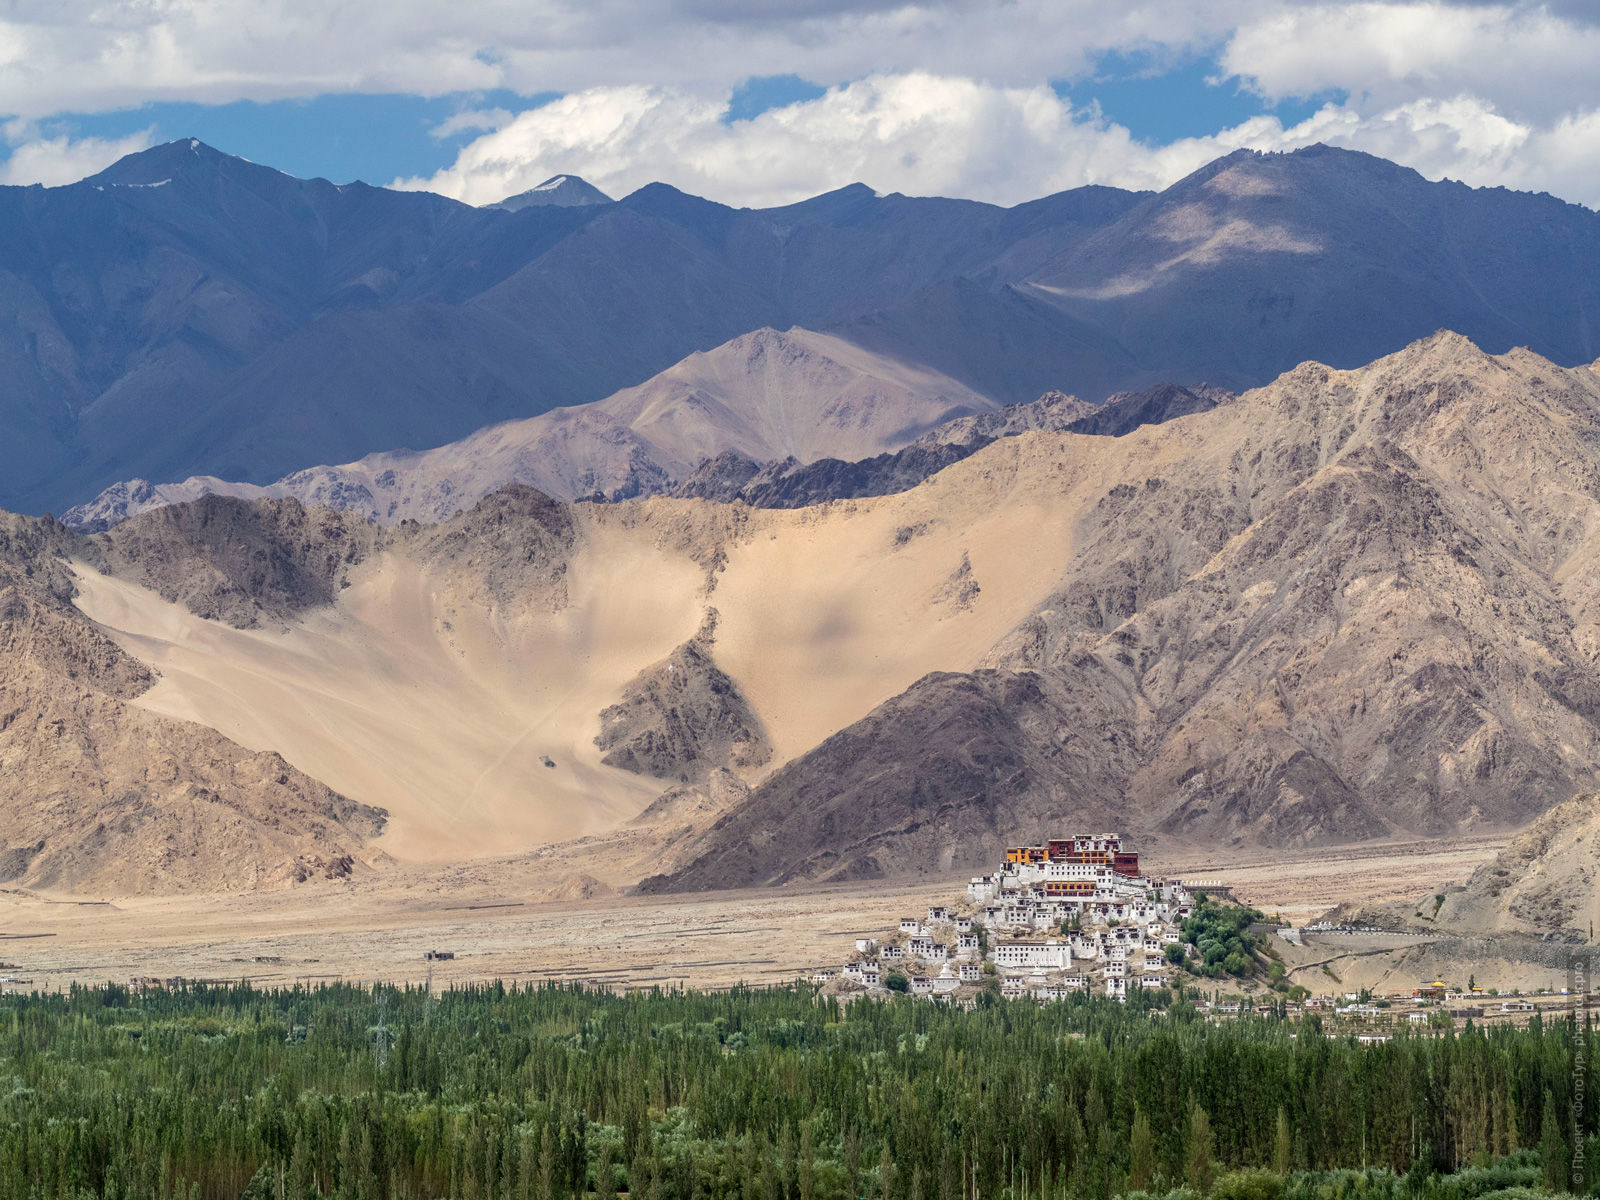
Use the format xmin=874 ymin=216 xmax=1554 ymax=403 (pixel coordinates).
xmin=534 ymin=176 xmax=569 ymax=192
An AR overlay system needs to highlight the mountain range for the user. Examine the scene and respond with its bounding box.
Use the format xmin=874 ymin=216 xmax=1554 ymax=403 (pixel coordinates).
xmin=60 ymin=325 xmax=1000 ymax=527
xmin=61 ymin=349 xmax=1225 ymax=529
xmin=8 ymin=332 xmax=1600 ymax=898
xmin=4 ymin=138 xmax=1599 ymax=519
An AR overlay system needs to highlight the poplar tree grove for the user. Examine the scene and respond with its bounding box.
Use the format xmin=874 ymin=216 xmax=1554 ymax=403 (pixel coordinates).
xmin=0 ymin=980 xmax=1595 ymax=1200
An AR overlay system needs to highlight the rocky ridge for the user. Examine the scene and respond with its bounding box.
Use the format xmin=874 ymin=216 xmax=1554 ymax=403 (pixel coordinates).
xmin=651 ymin=335 xmax=1600 ymax=888
xmin=0 ymin=513 xmax=387 ymax=894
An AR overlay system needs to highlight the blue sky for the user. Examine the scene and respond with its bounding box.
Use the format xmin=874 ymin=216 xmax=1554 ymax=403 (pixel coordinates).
xmin=1052 ymin=54 xmax=1343 ymax=146
xmin=0 ymin=1 xmax=1596 ymax=209
xmin=43 ymin=91 xmax=545 ymax=187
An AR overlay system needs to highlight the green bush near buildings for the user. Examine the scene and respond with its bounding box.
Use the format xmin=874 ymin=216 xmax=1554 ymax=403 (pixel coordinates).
xmin=1181 ymin=895 xmax=1266 ymax=978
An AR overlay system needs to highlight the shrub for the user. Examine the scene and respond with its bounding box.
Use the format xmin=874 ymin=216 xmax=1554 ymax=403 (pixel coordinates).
xmin=1211 ymin=1169 xmax=1284 ymax=1200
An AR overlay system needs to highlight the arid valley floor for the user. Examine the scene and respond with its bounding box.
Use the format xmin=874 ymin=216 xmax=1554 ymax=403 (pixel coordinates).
xmin=3 ymin=832 xmax=1558 ymax=998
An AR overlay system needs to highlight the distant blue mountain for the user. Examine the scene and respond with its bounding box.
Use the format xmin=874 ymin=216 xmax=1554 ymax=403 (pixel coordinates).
xmin=1 ymin=138 xmax=1596 ymax=514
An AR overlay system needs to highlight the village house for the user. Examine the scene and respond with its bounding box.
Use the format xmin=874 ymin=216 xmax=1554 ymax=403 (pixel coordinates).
xmin=991 ymin=941 xmax=1071 ymax=970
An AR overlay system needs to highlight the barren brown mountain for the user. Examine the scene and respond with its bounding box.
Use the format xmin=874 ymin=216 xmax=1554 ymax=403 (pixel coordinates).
xmin=63 ymin=327 xmax=994 ymax=529
xmin=0 ymin=514 xmax=386 ymax=894
xmin=9 ymin=332 xmax=1600 ymax=896
xmin=655 ymin=332 xmax=1600 ymax=887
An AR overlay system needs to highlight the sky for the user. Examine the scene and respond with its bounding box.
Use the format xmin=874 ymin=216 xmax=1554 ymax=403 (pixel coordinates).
xmin=0 ymin=1 xmax=1597 ymax=211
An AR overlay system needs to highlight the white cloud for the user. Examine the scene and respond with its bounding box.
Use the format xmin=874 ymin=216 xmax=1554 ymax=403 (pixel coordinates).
xmin=392 ymin=76 xmax=1164 ymax=208
xmin=1222 ymin=2 xmax=1600 ymax=123
xmin=0 ymin=127 xmax=157 ymax=186
xmin=394 ymin=73 xmax=1600 ymax=210
xmin=0 ymin=1 xmax=1254 ymax=118
xmin=430 ymin=108 xmax=515 ymax=139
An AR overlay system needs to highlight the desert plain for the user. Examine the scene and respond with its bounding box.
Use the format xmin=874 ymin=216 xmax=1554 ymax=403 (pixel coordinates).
xmin=3 ymin=830 xmax=1555 ymax=997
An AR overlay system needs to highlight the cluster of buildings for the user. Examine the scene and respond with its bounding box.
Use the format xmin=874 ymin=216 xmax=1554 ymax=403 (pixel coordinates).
xmin=822 ymin=835 xmax=1194 ymax=1003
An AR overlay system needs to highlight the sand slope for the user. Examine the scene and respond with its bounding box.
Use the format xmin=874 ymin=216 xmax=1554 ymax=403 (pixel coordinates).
xmin=71 ymin=450 xmax=1098 ymax=867
xmin=72 ymin=527 xmax=708 ymax=862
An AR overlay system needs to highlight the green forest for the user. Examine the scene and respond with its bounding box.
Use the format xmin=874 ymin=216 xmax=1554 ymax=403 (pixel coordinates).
xmin=0 ymin=981 xmax=1594 ymax=1200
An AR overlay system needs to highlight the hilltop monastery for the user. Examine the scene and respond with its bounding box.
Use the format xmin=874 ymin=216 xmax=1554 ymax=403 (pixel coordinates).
xmin=824 ymin=835 xmax=1192 ymax=1002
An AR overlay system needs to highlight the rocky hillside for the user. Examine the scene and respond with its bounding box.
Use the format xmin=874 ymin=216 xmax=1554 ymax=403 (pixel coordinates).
xmin=23 ymin=332 xmax=1600 ymax=896
xmin=64 ymin=328 xmax=994 ymax=528
xmin=595 ymin=614 xmax=772 ymax=784
xmin=0 ymin=514 xmax=386 ymax=895
xmin=1429 ymin=792 xmax=1600 ymax=939
xmin=66 ymin=377 xmax=1220 ymax=530
xmin=650 ymin=334 xmax=1600 ymax=887
xmin=667 ymin=381 xmax=1228 ymax=509
xmin=91 ymin=496 xmax=381 ymax=627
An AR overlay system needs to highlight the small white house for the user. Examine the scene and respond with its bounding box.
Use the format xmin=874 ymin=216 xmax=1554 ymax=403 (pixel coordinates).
xmin=990 ymin=941 xmax=1070 ymax=970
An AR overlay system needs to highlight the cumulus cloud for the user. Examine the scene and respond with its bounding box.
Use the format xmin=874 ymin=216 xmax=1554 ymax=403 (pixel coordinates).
xmin=430 ymin=108 xmax=515 ymax=139
xmin=394 ymin=74 xmax=1600 ymax=209
xmin=0 ymin=126 xmax=157 ymax=186
xmin=394 ymin=76 xmax=1182 ymax=208
xmin=1221 ymin=2 xmax=1600 ymax=123
xmin=0 ymin=0 xmax=1253 ymax=118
